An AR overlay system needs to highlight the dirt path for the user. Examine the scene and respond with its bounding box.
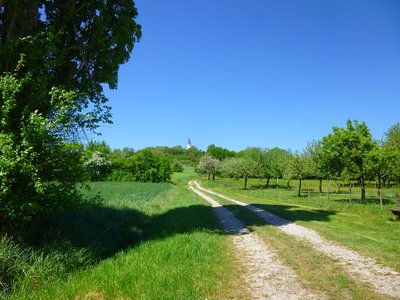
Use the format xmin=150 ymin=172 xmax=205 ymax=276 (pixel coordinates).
xmin=193 ymin=181 xmax=400 ymax=299
xmin=189 ymin=181 xmax=324 ymax=300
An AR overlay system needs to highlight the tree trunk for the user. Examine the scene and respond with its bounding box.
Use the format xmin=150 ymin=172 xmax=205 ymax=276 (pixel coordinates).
xmin=244 ymin=176 xmax=248 ymax=190
xmin=348 ymin=183 xmax=352 ymax=204
xmin=266 ymin=177 xmax=270 ymax=188
xmin=378 ymin=177 xmax=383 ymax=208
xmin=212 ymin=173 xmax=215 ymax=181
xmin=328 ymin=178 xmax=331 ymax=200
xmin=360 ymin=176 xmax=366 ymax=202
xmin=207 ymin=173 xmax=210 ymax=180
xmin=287 ymin=179 xmax=290 ymax=189
xmin=319 ymin=178 xmax=322 ymax=193
xmin=297 ymin=178 xmax=302 ymax=197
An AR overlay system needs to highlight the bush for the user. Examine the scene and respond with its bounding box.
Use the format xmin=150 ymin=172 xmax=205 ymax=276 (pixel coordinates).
xmin=172 ymin=161 xmax=184 ymax=172
xmin=0 ymin=74 xmax=87 ymax=221
xmin=108 ymin=150 xmax=173 ymax=183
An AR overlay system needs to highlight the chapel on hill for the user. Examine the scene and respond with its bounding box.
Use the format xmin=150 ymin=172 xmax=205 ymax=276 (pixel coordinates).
xmin=185 ymin=138 xmax=192 ymax=149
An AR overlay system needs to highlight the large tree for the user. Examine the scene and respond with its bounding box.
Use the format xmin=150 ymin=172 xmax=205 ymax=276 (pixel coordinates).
xmin=0 ymin=1 xmax=141 ymax=220
xmin=320 ymin=120 xmax=377 ymax=202
xmin=1 ymin=0 xmax=141 ymax=132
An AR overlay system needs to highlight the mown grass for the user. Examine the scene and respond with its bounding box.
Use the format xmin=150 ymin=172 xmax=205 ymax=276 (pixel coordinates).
xmin=200 ymin=177 xmax=400 ymax=272
xmin=2 ymin=169 xmax=247 ymax=299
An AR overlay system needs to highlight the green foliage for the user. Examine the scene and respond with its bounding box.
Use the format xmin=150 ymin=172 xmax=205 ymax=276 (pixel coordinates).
xmin=0 ymin=1 xmax=141 ymax=134
xmin=145 ymin=145 xmax=204 ymax=166
xmin=196 ymin=154 xmax=220 ymax=180
xmin=206 ymin=144 xmax=236 ymax=160
xmin=384 ymin=122 xmax=400 ymax=152
xmin=0 ymin=74 xmax=86 ymax=221
xmin=109 ymin=150 xmax=172 ymax=183
xmin=320 ymin=120 xmax=378 ymax=201
xmin=0 ymin=1 xmax=141 ymax=221
xmin=172 ymin=161 xmax=184 ymax=172
xmin=265 ymin=147 xmax=291 ymax=179
xmin=83 ymin=141 xmax=112 ymax=181
xmin=84 ymin=151 xmax=112 ymax=181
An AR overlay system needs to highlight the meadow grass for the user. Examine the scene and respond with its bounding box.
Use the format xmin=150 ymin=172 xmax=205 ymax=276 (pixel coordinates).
xmin=200 ymin=177 xmax=400 ymax=272
xmin=2 ymin=169 xmax=248 ymax=299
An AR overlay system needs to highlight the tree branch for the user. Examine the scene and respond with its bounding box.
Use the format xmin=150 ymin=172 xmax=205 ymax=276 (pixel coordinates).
xmin=72 ymin=20 xmax=89 ymax=72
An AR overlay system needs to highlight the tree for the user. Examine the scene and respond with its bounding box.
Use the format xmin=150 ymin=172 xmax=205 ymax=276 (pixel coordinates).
xmin=83 ymin=141 xmax=112 ymax=181
xmin=320 ymin=120 xmax=378 ymax=202
xmin=206 ymin=144 xmax=236 ymax=161
xmin=367 ymin=146 xmax=400 ymax=207
xmin=0 ymin=1 xmax=141 ymax=220
xmin=306 ymin=140 xmax=326 ymax=193
xmin=221 ymin=157 xmax=256 ymax=189
xmin=286 ymin=152 xmax=312 ymax=197
xmin=196 ymin=154 xmax=220 ymax=181
xmin=238 ymin=147 xmax=265 ymax=181
xmin=384 ymin=123 xmax=400 ymax=152
xmin=265 ymin=147 xmax=290 ymax=187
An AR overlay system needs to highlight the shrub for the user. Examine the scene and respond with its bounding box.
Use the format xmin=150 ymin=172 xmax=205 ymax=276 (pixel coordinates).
xmin=172 ymin=161 xmax=184 ymax=172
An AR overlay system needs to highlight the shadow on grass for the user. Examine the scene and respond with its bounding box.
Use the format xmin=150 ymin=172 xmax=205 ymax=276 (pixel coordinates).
xmin=223 ymin=203 xmax=336 ymax=226
xmin=2 ymin=203 xmax=224 ymax=263
xmin=332 ymin=197 xmax=395 ymax=205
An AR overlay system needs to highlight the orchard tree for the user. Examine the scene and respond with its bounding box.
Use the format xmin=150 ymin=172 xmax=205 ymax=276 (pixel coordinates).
xmin=221 ymin=157 xmax=256 ymax=189
xmin=306 ymin=140 xmax=327 ymax=193
xmin=0 ymin=1 xmax=141 ymax=220
xmin=367 ymin=146 xmax=399 ymax=207
xmin=287 ymin=152 xmax=312 ymax=197
xmin=320 ymin=120 xmax=378 ymax=202
xmin=266 ymin=147 xmax=290 ymax=187
xmin=384 ymin=123 xmax=400 ymax=152
xmin=238 ymin=147 xmax=265 ymax=181
xmin=197 ymin=154 xmax=220 ymax=181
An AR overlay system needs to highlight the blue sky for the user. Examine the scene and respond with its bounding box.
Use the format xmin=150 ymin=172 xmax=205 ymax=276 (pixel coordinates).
xmin=98 ymin=0 xmax=400 ymax=152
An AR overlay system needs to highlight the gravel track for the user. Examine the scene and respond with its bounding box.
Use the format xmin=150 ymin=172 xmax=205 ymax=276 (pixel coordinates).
xmin=189 ymin=181 xmax=324 ymax=300
xmin=193 ymin=181 xmax=400 ymax=299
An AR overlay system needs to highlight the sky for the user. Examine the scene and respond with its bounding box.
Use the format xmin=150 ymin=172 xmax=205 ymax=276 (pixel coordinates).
xmin=98 ymin=0 xmax=400 ymax=152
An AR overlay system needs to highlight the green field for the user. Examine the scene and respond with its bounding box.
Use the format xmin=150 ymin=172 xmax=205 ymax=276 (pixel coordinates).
xmin=2 ymin=169 xmax=247 ymax=299
xmin=200 ymin=177 xmax=400 ymax=273
xmin=3 ymin=170 xmax=400 ymax=299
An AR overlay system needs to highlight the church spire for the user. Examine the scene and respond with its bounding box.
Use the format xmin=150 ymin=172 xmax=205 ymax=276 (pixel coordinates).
xmin=186 ymin=138 xmax=192 ymax=149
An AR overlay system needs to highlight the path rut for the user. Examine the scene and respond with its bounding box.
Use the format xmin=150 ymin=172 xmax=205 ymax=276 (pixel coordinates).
xmin=193 ymin=181 xmax=400 ymax=299
xmin=189 ymin=181 xmax=324 ymax=300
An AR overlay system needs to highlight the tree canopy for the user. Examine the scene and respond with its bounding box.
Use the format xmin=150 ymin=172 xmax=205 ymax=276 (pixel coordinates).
xmin=0 ymin=1 xmax=141 ymax=220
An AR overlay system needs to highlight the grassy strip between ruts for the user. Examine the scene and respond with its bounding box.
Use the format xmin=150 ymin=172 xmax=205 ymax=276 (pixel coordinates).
xmin=200 ymin=177 xmax=400 ymax=274
xmin=6 ymin=169 xmax=248 ymax=299
xmin=212 ymin=196 xmax=388 ymax=300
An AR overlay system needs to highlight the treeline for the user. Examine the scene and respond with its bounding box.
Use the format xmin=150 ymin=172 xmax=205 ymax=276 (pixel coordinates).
xmin=82 ymin=142 xmax=207 ymax=182
xmin=196 ymin=120 xmax=400 ymax=204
